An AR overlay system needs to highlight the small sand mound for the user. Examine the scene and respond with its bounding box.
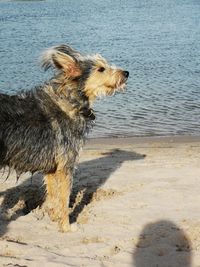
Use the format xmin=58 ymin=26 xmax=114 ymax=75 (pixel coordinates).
xmin=70 ymin=188 xmax=122 ymax=224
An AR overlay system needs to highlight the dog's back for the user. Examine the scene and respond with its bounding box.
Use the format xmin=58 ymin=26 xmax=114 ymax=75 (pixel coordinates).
xmin=0 ymin=90 xmax=56 ymax=174
xmin=0 ymin=88 xmax=86 ymax=175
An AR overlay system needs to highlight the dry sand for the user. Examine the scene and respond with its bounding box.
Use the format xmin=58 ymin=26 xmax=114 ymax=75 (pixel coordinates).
xmin=0 ymin=136 xmax=200 ymax=267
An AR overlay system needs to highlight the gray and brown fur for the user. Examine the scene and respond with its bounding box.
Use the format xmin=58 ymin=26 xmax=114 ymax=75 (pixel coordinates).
xmin=0 ymin=44 xmax=129 ymax=232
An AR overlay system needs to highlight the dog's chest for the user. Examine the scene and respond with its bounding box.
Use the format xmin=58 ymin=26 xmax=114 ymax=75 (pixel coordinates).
xmin=53 ymin=115 xmax=88 ymax=164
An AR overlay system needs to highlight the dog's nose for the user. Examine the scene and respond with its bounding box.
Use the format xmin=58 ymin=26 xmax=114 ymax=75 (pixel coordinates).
xmin=123 ymin=71 xmax=129 ymax=78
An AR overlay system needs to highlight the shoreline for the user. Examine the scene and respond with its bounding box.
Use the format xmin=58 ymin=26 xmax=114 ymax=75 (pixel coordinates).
xmin=87 ymin=134 xmax=200 ymax=147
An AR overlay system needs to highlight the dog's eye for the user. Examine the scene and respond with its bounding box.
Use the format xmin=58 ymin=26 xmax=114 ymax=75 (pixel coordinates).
xmin=98 ymin=67 xmax=105 ymax=72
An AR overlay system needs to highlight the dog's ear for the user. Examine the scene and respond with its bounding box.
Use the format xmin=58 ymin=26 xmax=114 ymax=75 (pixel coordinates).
xmin=41 ymin=45 xmax=82 ymax=77
xmin=54 ymin=44 xmax=82 ymax=60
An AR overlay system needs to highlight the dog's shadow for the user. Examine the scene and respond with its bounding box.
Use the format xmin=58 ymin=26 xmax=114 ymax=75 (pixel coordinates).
xmin=70 ymin=149 xmax=145 ymax=223
xmin=0 ymin=148 xmax=145 ymax=236
xmin=0 ymin=173 xmax=45 ymax=237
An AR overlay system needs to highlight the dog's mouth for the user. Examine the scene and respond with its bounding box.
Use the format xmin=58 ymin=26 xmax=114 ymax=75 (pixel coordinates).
xmin=102 ymin=70 xmax=129 ymax=97
xmin=116 ymin=74 xmax=129 ymax=92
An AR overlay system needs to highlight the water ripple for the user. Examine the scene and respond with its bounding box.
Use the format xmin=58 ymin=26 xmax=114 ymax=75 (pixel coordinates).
xmin=0 ymin=0 xmax=200 ymax=137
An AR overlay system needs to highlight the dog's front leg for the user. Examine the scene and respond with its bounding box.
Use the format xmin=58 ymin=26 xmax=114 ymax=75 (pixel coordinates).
xmin=44 ymin=167 xmax=72 ymax=232
xmin=56 ymin=167 xmax=72 ymax=232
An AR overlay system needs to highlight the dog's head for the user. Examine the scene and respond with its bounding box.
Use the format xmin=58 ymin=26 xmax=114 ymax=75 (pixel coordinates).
xmin=41 ymin=44 xmax=129 ymax=103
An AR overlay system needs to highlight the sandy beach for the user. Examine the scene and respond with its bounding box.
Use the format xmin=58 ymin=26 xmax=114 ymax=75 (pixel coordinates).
xmin=0 ymin=136 xmax=200 ymax=267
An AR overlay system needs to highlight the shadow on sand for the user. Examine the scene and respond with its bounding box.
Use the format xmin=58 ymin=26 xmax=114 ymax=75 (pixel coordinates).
xmin=0 ymin=173 xmax=45 ymax=237
xmin=0 ymin=148 xmax=145 ymax=236
xmin=70 ymin=149 xmax=145 ymax=223
xmin=133 ymin=220 xmax=191 ymax=267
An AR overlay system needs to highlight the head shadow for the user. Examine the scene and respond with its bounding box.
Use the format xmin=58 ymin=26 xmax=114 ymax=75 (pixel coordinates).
xmin=70 ymin=148 xmax=145 ymax=223
xmin=133 ymin=220 xmax=192 ymax=267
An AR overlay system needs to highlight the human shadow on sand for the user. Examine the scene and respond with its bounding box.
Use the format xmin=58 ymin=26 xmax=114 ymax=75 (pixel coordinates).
xmin=0 ymin=148 xmax=145 ymax=236
xmin=133 ymin=220 xmax=191 ymax=267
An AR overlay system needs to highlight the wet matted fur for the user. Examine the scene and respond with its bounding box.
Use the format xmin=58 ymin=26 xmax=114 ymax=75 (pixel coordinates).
xmin=0 ymin=44 xmax=129 ymax=232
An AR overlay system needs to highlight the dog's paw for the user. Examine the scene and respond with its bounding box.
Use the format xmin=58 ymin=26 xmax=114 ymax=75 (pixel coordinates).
xmin=59 ymin=222 xmax=78 ymax=233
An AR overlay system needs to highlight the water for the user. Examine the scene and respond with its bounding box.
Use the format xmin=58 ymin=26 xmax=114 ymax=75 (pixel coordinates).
xmin=0 ymin=0 xmax=200 ymax=138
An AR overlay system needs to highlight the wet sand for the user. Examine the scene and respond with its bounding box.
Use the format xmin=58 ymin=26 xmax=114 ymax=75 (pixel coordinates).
xmin=0 ymin=136 xmax=200 ymax=266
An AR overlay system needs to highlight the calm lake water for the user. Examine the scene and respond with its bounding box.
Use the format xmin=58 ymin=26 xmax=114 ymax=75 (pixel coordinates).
xmin=0 ymin=0 xmax=200 ymax=138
